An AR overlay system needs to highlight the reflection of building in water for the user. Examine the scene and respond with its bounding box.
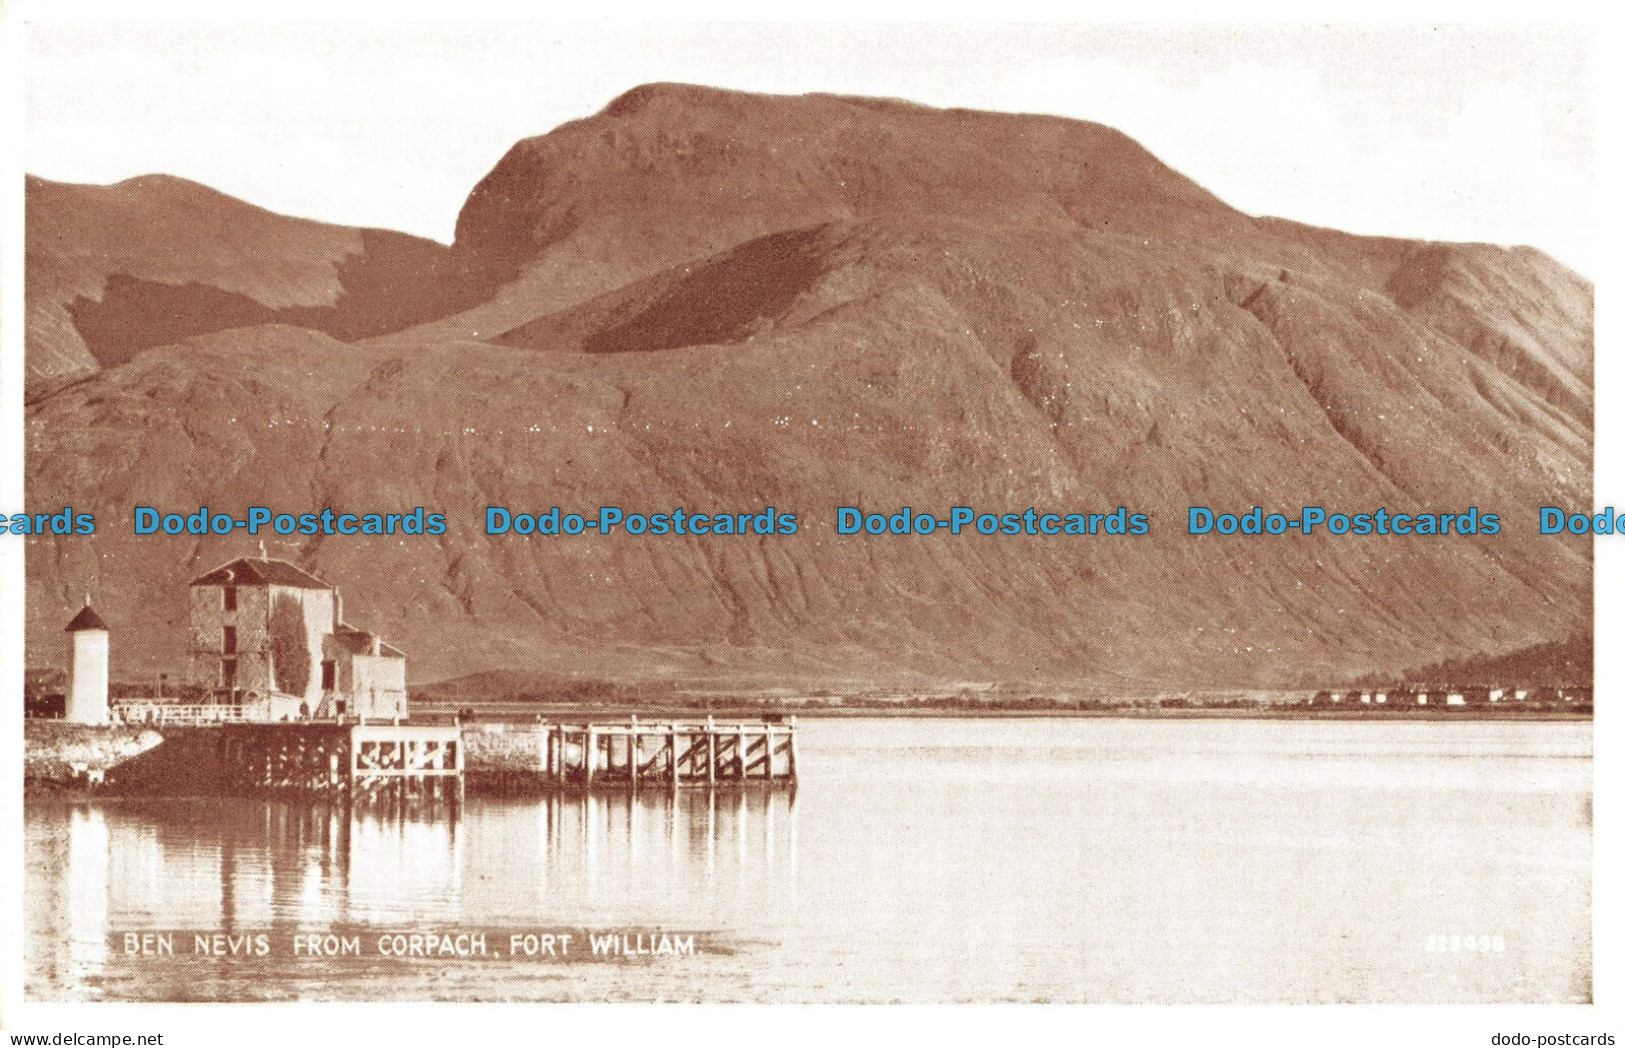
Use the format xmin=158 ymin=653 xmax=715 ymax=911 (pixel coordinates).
xmin=66 ymin=806 xmax=110 ymax=969
xmin=45 ymin=786 xmax=797 ymax=991
xmin=188 ymin=555 xmax=407 ymax=721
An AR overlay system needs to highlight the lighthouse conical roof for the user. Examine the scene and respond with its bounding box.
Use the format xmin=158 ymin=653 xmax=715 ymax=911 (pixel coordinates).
xmin=65 ymin=605 xmax=109 ymax=632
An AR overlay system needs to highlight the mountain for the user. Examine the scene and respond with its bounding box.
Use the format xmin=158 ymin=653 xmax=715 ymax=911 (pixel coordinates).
xmin=24 ymin=173 xmax=518 ymax=399
xmin=24 ymin=84 xmax=1593 ymax=692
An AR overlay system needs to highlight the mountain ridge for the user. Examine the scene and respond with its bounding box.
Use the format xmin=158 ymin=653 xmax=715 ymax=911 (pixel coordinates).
xmin=24 ymin=83 xmax=1593 ymax=691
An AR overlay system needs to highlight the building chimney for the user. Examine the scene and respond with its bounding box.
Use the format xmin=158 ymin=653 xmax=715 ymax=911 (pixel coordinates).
xmin=64 ymin=598 xmax=111 ymax=725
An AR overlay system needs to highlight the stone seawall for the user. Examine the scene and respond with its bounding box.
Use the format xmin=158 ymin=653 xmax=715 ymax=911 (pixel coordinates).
xmin=461 ymin=723 xmax=552 ymax=794
xmin=462 ymin=723 xmax=547 ymax=769
xmin=24 ymin=721 xmax=164 ymax=789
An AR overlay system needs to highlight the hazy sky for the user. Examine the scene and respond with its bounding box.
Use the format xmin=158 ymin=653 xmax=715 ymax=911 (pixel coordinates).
xmin=26 ymin=22 xmax=1595 ymax=272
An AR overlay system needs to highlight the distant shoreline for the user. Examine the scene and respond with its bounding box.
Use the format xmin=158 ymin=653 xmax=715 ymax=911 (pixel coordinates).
xmin=411 ymin=701 xmax=1592 ymax=723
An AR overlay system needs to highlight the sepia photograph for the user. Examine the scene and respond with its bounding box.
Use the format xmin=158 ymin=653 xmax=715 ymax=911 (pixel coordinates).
xmin=0 ymin=8 xmax=1615 ymax=1039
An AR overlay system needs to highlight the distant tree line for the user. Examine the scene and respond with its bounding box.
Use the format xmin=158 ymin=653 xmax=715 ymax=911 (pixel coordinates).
xmin=1376 ymin=634 xmax=1592 ymax=689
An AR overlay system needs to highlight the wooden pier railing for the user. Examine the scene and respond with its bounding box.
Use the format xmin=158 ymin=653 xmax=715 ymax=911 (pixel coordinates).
xmin=114 ymin=702 xmax=253 ymax=726
xmin=103 ymin=715 xmax=795 ymax=795
xmin=206 ymin=723 xmax=463 ymax=793
xmin=528 ymin=716 xmax=798 ymax=787
xmin=352 ymin=724 xmax=464 ymax=780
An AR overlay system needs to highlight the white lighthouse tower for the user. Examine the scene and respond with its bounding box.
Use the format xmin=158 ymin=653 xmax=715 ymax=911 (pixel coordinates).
xmin=65 ymin=598 xmax=110 ymax=725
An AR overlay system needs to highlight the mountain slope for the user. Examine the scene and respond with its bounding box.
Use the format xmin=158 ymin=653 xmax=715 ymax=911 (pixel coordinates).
xmin=24 ymin=174 xmax=518 ymax=399
xmin=23 ymin=85 xmax=1593 ymax=691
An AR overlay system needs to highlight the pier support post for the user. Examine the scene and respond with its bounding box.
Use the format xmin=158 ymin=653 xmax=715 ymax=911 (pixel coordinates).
xmin=707 ymin=715 xmax=716 ymax=787
xmin=630 ymin=716 xmax=640 ymax=791
xmin=586 ymin=727 xmax=596 ymax=787
xmin=788 ymin=716 xmax=799 ymax=781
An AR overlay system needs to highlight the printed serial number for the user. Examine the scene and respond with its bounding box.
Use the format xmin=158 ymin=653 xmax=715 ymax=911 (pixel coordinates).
xmin=1424 ymin=933 xmax=1505 ymax=953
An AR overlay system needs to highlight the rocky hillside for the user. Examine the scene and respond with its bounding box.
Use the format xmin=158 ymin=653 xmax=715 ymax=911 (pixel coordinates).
xmin=24 ymin=174 xmax=518 ymax=398
xmin=25 ymin=84 xmax=1593 ymax=691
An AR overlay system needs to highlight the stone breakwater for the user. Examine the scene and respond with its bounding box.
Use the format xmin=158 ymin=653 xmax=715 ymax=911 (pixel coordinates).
xmin=24 ymin=721 xmax=164 ymax=790
xmin=461 ymin=723 xmax=554 ymax=794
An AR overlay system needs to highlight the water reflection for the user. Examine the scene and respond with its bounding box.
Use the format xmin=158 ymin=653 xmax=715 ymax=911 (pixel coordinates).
xmin=28 ymin=718 xmax=1590 ymax=1003
xmin=538 ymin=788 xmax=797 ymax=911
xmin=67 ymin=807 xmax=108 ymax=971
xmin=41 ymin=785 xmax=799 ymax=978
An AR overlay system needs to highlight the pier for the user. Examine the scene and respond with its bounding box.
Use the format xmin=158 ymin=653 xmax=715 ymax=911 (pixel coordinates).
xmin=207 ymin=717 xmax=797 ymax=792
xmin=502 ymin=716 xmax=799 ymax=789
xmin=208 ymin=723 xmax=462 ymax=793
xmin=351 ymin=724 xmax=464 ymax=781
xmin=84 ymin=722 xmax=465 ymax=797
xmin=74 ymin=715 xmax=796 ymax=797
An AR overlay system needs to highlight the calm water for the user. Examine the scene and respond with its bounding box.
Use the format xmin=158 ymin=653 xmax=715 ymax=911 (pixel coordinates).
xmin=26 ymin=717 xmax=1591 ymax=1003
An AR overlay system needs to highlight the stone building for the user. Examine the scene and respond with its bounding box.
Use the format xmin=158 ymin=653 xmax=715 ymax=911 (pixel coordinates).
xmin=187 ymin=555 xmax=407 ymax=721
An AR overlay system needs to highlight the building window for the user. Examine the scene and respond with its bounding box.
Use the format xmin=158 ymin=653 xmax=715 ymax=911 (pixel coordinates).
xmin=223 ymin=585 xmax=237 ymax=611
xmin=223 ymin=626 xmax=236 ymax=653
xmin=321 ymin=660 xmax=335 ymax=691
xmin=221 ymin=657 xmax=237 ymax=691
